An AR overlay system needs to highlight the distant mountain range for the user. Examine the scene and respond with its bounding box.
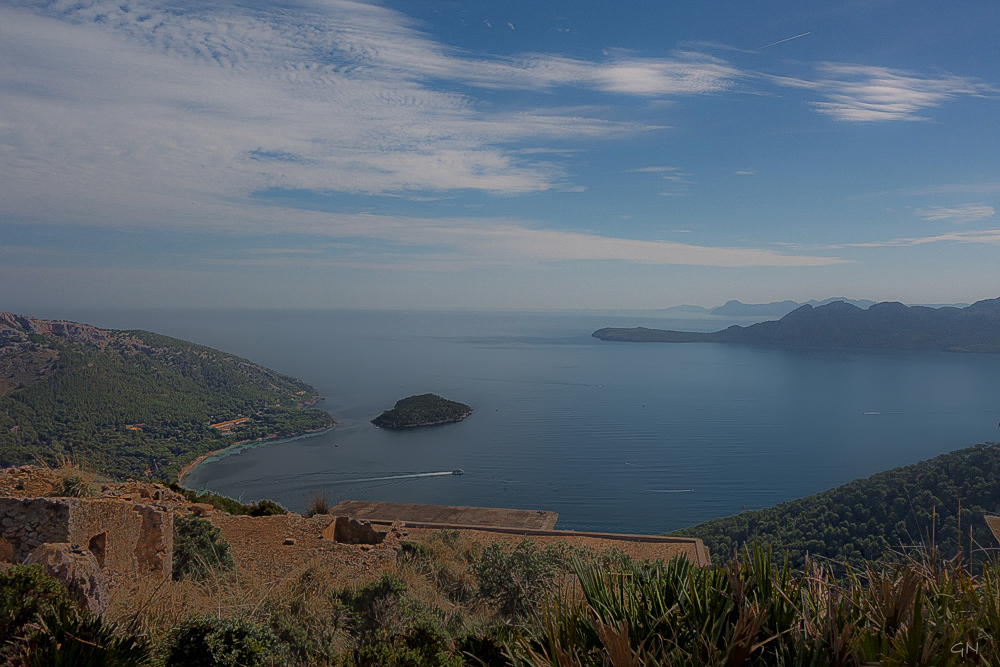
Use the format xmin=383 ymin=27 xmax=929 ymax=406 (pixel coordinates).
xmin=595 ymin=298 xmax=1000 ymax=352
xmin=659 ymin=297 xmax=886 ymax=318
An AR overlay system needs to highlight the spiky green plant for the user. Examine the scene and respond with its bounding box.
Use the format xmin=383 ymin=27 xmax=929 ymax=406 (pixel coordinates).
xmin=511 ymin=544 xmax=1000 ymax=667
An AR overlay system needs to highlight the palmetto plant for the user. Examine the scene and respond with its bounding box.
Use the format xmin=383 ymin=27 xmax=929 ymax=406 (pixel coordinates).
xmin=510 ymin=544 xmax=1000 ymax=667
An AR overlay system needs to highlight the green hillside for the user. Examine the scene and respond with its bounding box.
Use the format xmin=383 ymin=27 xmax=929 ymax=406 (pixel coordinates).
xmin=670 ymin=442 xmax=1000 ymax=570
xmin=0 ymin=313 xmax=335 ymax=481
xmin=371 ymin=393 xmax=472 ymax=429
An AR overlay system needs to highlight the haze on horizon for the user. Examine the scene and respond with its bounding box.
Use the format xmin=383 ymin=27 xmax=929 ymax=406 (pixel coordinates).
xmin=1 ymin=0 xmax=998 ymax=313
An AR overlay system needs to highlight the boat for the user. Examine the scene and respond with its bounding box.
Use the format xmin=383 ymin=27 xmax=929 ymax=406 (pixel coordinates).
xmin=452 ymin=469 xmax=464 ymax=475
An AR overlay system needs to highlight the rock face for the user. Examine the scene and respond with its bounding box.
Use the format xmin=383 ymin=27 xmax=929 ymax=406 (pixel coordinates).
xmin=24 ymin=543 xmax=108 ymax=617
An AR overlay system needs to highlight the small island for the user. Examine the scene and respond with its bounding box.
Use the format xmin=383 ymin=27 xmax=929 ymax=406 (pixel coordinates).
xmin=371 ymin=394 xmax=472 ymax=429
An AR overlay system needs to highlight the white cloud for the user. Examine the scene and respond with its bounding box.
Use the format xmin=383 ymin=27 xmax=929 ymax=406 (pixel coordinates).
xmin=631 ymin=166 xmax=691 ymax=184
xmin=915 ymin=204 xmax=995 ymax=224
xmin=816 ymin=228 xmax=1000 ymax=249
xmin=0 ymin=0 xmax=747 ymax=240
xmin=771 ymin=64 xmax=995 ymax=122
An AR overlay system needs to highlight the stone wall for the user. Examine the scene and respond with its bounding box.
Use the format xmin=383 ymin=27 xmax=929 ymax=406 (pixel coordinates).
xmin=0 ymin=497 xmax=172 ymax=585
xmin=0 ymin=498 xmax=71 ymax=562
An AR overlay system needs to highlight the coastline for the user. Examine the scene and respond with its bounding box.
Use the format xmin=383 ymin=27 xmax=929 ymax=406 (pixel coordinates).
xmin=176 ymin=423 xmax=336 ymax=486
xmin=373 ymin=410 xmax=473 ymax=429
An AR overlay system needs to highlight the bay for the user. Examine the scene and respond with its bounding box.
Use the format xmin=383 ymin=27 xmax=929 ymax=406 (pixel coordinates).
xmin=63 ymin=308 xmax=1000 ymax=535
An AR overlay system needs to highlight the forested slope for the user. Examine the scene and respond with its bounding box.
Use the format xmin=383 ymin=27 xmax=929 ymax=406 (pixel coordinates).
xmin=0 ymin=313 xmax=335 ymax=481
xmin=670 ymin=442 xmax=1000 ymax=570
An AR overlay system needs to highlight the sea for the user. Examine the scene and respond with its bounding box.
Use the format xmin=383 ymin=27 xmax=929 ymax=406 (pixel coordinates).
xmin=57 ymin=308 xmax=1000 ymax=535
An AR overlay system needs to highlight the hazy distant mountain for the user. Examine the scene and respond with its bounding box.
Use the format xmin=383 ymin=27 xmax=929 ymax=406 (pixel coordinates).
xmin=595 ymin=298 xmax=1000 ymax=352
xmin=657 ymin=297 xmax=877 ymax=318
xmin=710 ymin=297 xmax=875 ymax=317
xmin=656 ymin=304 xmax=713 ymax=315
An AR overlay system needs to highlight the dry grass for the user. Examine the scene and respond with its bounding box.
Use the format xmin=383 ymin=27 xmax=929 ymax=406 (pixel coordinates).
xmin=304 ymin=492 xmax=330 ymax=518
xmin=43 ymin=455 xmax=101 ymax=498
xmin=107 ymin=558 xmax=358 ymax=661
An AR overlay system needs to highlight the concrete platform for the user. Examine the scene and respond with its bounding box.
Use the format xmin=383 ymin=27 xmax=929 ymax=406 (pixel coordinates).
xmin=328 ymin=500 xmax=710 ymax=565
xmin=329 ymin=500 xmax=559 ymax=530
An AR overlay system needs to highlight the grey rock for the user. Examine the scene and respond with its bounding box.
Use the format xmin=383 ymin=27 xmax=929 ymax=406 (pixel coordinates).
xmin=24 ymin=543 xmax=108 ymax=617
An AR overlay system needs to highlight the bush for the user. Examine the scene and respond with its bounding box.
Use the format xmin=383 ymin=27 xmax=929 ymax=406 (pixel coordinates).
xmin=163 ymin=615 xmax=283 ymax=667
xmin=172 ymin=514 xmax=236 ymax=581
xmin=262 ymin=564 xmax=351 ymax=663
xmin=9 ymin=607 xmax=154 ymax=667
xmin=0 ymin=565 xmax=76 ymax=643
xmin=0 ymin=565 xmax=152 ymax=666
xmin=471 ymin=540 xmax=573 ymax=618
xmin=247 ymin=499 xmax=285 ymax=516
xmin=337 ymin=573 xmax=407 ymax=639
xmin=170 ymin=486 xmax=286 ymax=516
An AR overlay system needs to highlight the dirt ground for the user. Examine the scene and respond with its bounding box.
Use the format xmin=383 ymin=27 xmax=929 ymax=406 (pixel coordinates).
xmin=0 ymin=465 xmax=706 ymax=589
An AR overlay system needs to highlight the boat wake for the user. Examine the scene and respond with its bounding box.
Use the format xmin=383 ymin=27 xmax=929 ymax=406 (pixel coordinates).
xmin=325 ymin=470 xmax=460 ymax=485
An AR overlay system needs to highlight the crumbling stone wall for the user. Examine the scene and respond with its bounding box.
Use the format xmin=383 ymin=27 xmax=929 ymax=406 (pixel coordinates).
xmin=0 ymin=497 xmax=172 ymax=585
xmin=0 ymin=498 xmax=72 ymax=563
xmin=322 ymin=516 xmax=386 ymax=545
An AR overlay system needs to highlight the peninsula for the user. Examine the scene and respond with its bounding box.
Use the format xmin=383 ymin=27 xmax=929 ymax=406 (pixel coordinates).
xmin=371 ymin=394 xmax=472 ymax=429
xmin=594 ymin=297 xmax=1000 ymax=352
xmin=0 ymin=312 xmax=336 ymax=482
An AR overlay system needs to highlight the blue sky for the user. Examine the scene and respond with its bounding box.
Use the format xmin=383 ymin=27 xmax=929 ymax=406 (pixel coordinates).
xmin=1 ymin=0 xmax=998 ymax=311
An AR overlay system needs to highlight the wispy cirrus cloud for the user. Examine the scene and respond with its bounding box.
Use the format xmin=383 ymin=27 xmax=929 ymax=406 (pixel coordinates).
xmin=915 ymin=204 xmax=995 ymax=224
xmin=630 ymin=166 xmax=691 ymax=183
xmin=771 ymin=63 xmax=996 ymax=122
xmin=0 ymin=0 xmax=744 ymax=239
xmin=806 ymin=228 xmax=1000 ymax=250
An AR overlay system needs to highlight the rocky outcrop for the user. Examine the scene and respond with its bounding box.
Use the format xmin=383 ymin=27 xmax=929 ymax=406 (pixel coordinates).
xmin=323 ymin=516 xmax=387 ymax=545
xmin=24 ymin=543 xmax=108 ymax=617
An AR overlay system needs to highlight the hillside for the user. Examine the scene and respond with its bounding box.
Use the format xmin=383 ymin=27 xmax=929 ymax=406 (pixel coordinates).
xmin=670 ymin=442 xmax=1000 ymax=570
xmin=596 ymin=297 xmax=1000 ymax=351
xmin=0 ymin=313 xmax=335 ymax=481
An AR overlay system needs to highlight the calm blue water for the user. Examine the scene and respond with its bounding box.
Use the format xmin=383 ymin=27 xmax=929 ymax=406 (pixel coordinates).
xmin=58 ymin=308 xmax=1000 ymax=535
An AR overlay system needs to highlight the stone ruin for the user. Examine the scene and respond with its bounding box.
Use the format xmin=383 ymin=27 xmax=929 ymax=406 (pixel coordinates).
xmin=0 ymin=496 xmax=173 ymax=592
xmin=322 ymin=515 xmax=388 ymax=545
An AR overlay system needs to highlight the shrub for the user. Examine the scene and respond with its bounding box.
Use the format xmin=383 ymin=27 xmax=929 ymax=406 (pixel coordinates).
xmin=471 ymin=540 xmax=573 ymax=618
xmin=162 ymin=615 xmax=283 ymax=667
xmin=352 ymin=622 xmax=464 ymax=667
xmin=169 ymin=485 xmax=286 ymax=516
xmin=247 ymin=499 xmax=285 ymax=516
xmin=0 ymin=565 xmax=76 ymax=643
xmin=172 ymin=514 xmax=236 ymax=581
xmin=398 ymin=530 xmax=480 ymax=606
xmin=337 ymin=573 xmax=407 ymax=639
xmin=10 ymin=607 xmax=154 ymax=667
xmin=0 ymin=565 xmax=152 ymax=666
xmin=262 ymin=564 xmax=351 ymax=663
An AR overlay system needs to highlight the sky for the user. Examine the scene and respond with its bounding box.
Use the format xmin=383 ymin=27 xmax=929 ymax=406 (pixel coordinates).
xmin=1 ymin=0 xmax=998 ymax=312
